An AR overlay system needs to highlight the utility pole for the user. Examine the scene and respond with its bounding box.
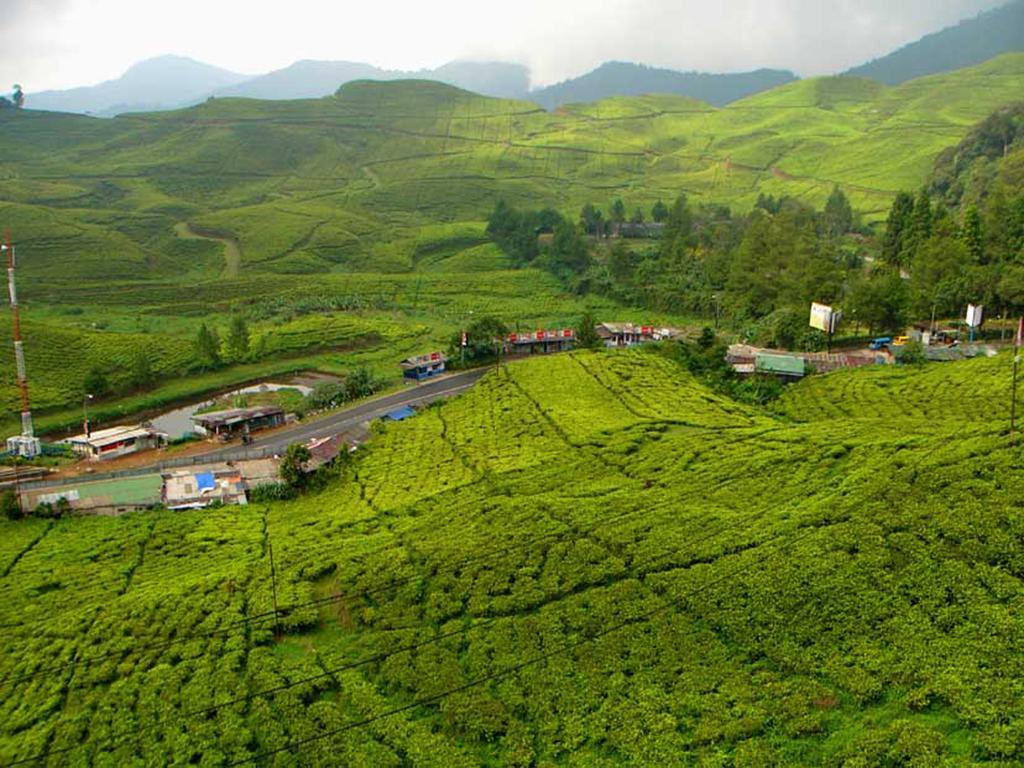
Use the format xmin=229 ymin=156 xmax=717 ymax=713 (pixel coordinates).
xmin=4 ymin=231 xmax=38 ymax=456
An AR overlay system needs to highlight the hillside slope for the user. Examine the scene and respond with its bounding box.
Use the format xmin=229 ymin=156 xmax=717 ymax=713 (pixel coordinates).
xmin=845 ymin=0 xmax=1024 ymax=84
xmin=2 ymin=349 xmax=1024 ymax=763
xmin=3 ymin=55 xmax=1023 ymax=286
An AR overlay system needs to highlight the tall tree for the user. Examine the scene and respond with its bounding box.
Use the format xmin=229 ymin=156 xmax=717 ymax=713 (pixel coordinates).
xmin=904 ymin=189 xmax=934 ymax=263
xmin=610 ymin=198 xmax=626 ymax=225
xmin=651 ymin=200 xmax=669 ymax=223
xmin=228 ymin=316 xmax=250 ymax=360
xmin=12 ymin=85 xmax=24 ymax=109
xmin=575 ymin=311 xmax=602 ymax=349
xmin=822 ymin=186 xmax=853 ymax=238
xmin=961 ymin=205 xmax=985 ymax=264
xmin=882 ymin=191 xmax=915 ymax=266
xmin=580 ymin=204 xmax=604 ymax=236
xmin=660 ymin=194 xmax=695 ymax=262
xmin=280 ymin=443 xmax=312 ymax=490
xmin=195 ymin=323 xmax=221 ymax=369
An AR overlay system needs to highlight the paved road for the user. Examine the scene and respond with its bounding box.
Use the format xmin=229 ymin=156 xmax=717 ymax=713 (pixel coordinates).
xmin=20 ymin=368 xmax=489 ymax=490
xmin=209 ymin=367 xmax=489 ymax=460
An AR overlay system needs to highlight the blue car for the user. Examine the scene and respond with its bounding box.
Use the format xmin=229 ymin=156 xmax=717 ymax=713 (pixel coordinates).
xmin=868 ymin=337 xmax=892 ymax=350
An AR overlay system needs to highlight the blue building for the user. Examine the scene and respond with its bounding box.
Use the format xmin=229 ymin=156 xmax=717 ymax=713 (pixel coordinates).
xmin=400 ymin=352 xmax=447 ymax=381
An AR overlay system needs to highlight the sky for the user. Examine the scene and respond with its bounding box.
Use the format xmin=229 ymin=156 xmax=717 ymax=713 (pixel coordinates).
xmin=3 ymin=0 xmax=1010 ymax=92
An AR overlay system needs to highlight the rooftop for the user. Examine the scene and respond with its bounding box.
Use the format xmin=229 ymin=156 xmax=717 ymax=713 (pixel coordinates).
xmin=66 ymin=424 xmax=163 ymax=448
xmin=192 ymin=406 xmax=284 ymax=428
xmin=755 ymin=352 xmax=806 ymax=376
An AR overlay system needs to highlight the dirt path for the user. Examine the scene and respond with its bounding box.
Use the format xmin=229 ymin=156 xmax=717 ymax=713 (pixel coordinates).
xmin=174 ymin=222 xmax=241 ymax=277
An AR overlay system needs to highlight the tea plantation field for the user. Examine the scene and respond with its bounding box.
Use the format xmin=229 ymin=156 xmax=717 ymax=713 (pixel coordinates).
xmin=2 ymin=349 xmax=1023 ymax=764
xmin=2 ymin=55 xmax=1023 ymax=426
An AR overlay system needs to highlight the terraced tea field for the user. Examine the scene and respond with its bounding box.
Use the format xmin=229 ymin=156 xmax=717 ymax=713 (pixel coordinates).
xmin=2 ymin=56 xmax=1023 ymax=427
xmin=2 ymin=349 xmax=1023 ymax=764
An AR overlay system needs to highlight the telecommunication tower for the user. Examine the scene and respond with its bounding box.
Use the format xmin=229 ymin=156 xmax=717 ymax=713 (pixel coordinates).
xmin=4 ymin=231 xmax=40 ymax=458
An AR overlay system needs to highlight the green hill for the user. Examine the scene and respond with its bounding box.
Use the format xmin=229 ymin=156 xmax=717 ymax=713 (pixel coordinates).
xmin=4 ymin=55 xmax=1023 ymax=285
xmin=3 ymin=349 xmax=1024 ymax=763
xmin=2 ymin=56 xmax=1024 ymax=428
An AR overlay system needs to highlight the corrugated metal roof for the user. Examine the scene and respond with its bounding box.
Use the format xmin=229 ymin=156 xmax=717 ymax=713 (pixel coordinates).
xmin=67 ymin=425 xmax=162 ymax=448
xmin=192 ymin=406 xmax=284 ymax=428
xmin=385 ymin=406 xmax=415 ymax=421
xmin=755 ymin=353 xmax=805 ymax=376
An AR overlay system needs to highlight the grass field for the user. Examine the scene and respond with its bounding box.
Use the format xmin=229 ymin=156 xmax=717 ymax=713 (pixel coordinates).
xmin=2 ymin=349 xmax=1023 ymax=763
xmin=1 ymin=54 xmax=1022 ymax=430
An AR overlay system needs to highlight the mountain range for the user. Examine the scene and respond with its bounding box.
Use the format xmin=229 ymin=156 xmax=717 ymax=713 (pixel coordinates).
xmin=844 ymin=0 xmax=1024 ymax=84
xmin=20 ymin=0 xmax=1024 ymax=116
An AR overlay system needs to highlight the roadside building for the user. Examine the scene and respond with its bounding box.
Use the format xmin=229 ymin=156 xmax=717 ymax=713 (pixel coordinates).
xmin=384 ymin=405 xmax=416 ymax=422
xmin=25 ymin=474 xmax=163 ymax=515
xmin=191 ymin=406 xmax=285 ymax=440
xmin=596 ymin=323 xmax=682 ymax=348
xmin=306 ymin=435 xmax=346 ymax=470
xmin=65 ymin=425 xmax=166 ymax=460
xmin=162 ymin=467 xmax=247 ymax=510
xmin=506 ymin=329 xmax=575 ymax=355
xmin=401 ymin=352 xmax=447 ymax=381
xmin=754 ymin=352 xmax=806 ymax=382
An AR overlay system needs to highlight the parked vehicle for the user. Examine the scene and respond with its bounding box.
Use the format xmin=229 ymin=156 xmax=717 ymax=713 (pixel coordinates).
xmin=869 ymin=337 xmax=892 ymax=350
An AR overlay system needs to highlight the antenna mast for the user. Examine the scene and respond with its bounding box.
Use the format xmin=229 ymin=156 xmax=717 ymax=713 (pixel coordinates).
xmin=5 ymin=230 xmax=40 ymax=458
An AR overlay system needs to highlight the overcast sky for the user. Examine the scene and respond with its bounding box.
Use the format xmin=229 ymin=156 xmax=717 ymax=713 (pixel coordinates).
xmin=4 ymin=0 xmax=1010 ymax=91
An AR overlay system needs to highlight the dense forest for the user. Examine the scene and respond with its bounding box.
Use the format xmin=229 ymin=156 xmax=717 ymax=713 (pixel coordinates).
xmin=487 ymin=103 xmax=1024 ymax=347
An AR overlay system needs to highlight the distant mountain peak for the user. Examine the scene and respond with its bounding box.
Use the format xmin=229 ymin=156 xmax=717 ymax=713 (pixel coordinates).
xmin=844 ymin=0 xmax=1024 ymax=84
xmin=531 ymin=62 xmax=798 ymax=109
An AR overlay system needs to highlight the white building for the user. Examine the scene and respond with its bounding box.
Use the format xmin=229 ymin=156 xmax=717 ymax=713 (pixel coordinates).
xmin=65 ymin=425 xmax=166 ymax=460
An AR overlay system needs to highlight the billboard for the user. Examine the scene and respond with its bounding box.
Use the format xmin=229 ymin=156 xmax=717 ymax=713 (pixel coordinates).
xmin=810 ymin=303 xmax=841 ymax=334
xmin=966 ymin=304 xmax=984 ymax=328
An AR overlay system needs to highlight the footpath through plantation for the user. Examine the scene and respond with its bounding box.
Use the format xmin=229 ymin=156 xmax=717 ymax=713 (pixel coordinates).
xmin=2 ymin=349 xmax=1024 ymax=764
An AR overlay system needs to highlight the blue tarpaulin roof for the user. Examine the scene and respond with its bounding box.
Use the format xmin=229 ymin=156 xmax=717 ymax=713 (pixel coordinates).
xmin=385 ymin=406 xmax=415 ymax=421
xmin=195 ymin=472 xmax=216 ymax=491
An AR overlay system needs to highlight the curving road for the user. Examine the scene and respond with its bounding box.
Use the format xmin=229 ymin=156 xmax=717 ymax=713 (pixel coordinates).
xmin=22 ymin=368 xmax=490 ymax=490
xmin=208 ymin=367 xmax=488 ymax=460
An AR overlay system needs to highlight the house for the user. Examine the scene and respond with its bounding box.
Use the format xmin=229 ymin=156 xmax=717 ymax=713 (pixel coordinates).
xmin=65 ymin=424 xmax=166 ymax=460
xmin=754 ymin=352 xmax=806 ymax=381
xmin=26 ymin=474 xmax=164 ymax=514
xmin=163 ymin=467 xmax=247 ymax=510
xmin=596 ymin=323 xmax=682 ymax=348
xmin=401 ymin=352 xmax=447 ymax=381
xmin=191 ymin=406 xmax=285 ymax=440
xmin=306 ymin=435 xmax=347 ymax=470
xmin=506 ymin=329 xmax=575 ymax=354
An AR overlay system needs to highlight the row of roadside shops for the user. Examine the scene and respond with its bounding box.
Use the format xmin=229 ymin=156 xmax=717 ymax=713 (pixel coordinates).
xmin=10 ymin=434 xmax=349 ymax=516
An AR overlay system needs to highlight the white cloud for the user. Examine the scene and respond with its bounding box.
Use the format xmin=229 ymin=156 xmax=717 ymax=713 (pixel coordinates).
xmin=4 ymin=0 xmax=1009 ymax=92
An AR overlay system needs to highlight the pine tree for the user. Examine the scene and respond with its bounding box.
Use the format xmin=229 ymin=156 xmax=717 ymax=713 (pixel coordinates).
xmin=961 ymin=205 xmax=985 ymax=264
xmin=823 ymin=186 xmax=853 ymax=238
xmin=905 ymin=189 xmax=934 ymax=263
xmin=882 ymin=192 xmax=915 ymax=266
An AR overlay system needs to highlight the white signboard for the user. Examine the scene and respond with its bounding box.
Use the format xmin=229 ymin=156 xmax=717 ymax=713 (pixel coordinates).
xmin=810 ymin=303 xmax=842 ymax=334
xmin=966 ymin=304 xmax=984 ymax=328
